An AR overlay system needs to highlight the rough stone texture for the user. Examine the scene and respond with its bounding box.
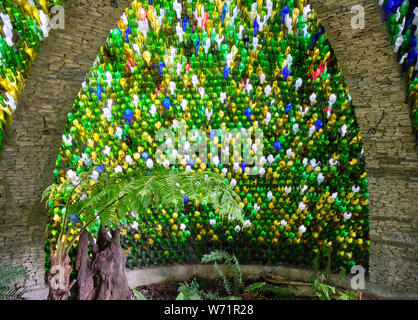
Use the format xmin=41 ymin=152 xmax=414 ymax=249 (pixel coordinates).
xmin=0 ymin=0 xmax=417 ymax=298
xmin=311 ymin=0 xmax=418 ymax=298
xmin=0 ymin=0 xmax=132 ymax=289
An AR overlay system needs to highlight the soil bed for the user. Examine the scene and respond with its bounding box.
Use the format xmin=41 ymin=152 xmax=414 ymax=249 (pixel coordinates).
xmin=134 ymin=277 xmax=386 ymax=301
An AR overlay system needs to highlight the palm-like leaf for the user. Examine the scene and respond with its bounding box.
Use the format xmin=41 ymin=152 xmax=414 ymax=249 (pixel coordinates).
xmin=43 ymin=167 xmax=245 ymax=256
xmin=82 ymin=168 xmax=243 ymax=228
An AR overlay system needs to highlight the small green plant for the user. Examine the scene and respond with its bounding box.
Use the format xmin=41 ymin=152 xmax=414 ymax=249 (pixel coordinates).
xmin=244 ymin=282 xmax=295 ymax=299
xmin=309 ymin=246 xmax=334 ymax=285
xmin=309 ymin=246 xmax=359 ymax=300
xmin=176 ymin=279 xmax=202 ymax=300
xmin=202 ymin=291 xmax=243 ymax=300
xmin=0 ymin=265 xmax=29 ymax=300
xmin=132 ymin=288 xmax=147 ymax=300
xmin=201 ymin=250 xmax=243 ymax=296
xmin=133 ymin=251 xmax=299 ymax=300
xmin=311 ymin=274 xmax=336 ymax=300
xmin=202 ymin=250 xmax=296 ymax=300
xmin=337 ymin=289 xmax=360 ymax=300
xmin=200 ymin=290 xmax=221 ymax=300
xmin=310 ymin=246 xmax=336 ymax=300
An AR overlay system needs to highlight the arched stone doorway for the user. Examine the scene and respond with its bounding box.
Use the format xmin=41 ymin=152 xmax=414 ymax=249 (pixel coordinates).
xmin=311 ymin=0 xmax=418 ymax=298
xmin=0 ymin=0 xmax=416 ymax=298
xmin=0 ymin=0 xmax=133 ymax=289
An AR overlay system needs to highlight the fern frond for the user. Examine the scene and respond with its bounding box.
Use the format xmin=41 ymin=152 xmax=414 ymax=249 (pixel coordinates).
xmin=309 ymin=251 xmax=321 ymax=282
xmin=231 ymin=254 xmax=243 ymax=294
xmin=244 ymin=282 xmax=266 ymax=292
xmin=45 ymin=167 xmax=245 ymax=260
xmin=176 ymin=279 xmax=202 ymax=300
xmin=201 ymin=250 xmax=234 ymax=264
xmin=201 ymin=250 xmax=242 ymax=296
xmin=0 ymin=265 xmax=28 ymax=289
xmin=0 ymin=265 xmax=29 ymax=300
xmin=213 ymin=262 xmax=232 ymax=295
xmin=132 ymin=288 xmax=147 ymax=300
xmin=333 ymin=267 xmax=347 ymax=288
xmin=202 ymin=291 xmax=222 ymax=300
xmin=41 ymin=185 xmax=53 ymax=205
xmin=83 ymin=167 xmax=244 ymax=228
xmin=245 ymin=282 xmax=294 ymax=299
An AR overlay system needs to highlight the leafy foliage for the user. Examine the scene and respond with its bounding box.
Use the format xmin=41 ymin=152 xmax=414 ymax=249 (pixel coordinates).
xmin=132 ymin=288 xmax=147 ymax=300
xmin=45 ymin=167 xmax=244 ymax=232
xmin=0 ymin=265 xmax=29 ymax=300
xmin=334 ymin=267 xmax=348 ymax=288
xmin=131 ymin=249 xmax=359 ymax=301
xmin=201 ymin=250 xmax=243 ymax=296
xmin=201 ymin=250 xmax=298 ymax=300
xmin=244 ymin=282 xmax=294 ymax=299
xmin=201 ymin=290 xmax=222 ymax=300
xmin=309 ymin=246 xmax=359 ymax=300
xmin=311 ymin=275 xmax=336 ymax=300
xmin=309 ymin=250 xmax=321 ymax=283
xmin=176 ymin=279 xmax=202 ymax=300
xmin=43 ymin=167 xmax=244 ymax=259
xmin=337 ymin=289 xmax=360 ymax=300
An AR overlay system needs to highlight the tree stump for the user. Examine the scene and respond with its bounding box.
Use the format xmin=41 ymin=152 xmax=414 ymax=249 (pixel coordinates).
xmin=75 ymin=227 xmax=131 ymax=300
xmin=75 ymin=231 xmax=95 ymax=300
xmin=48 ymin=253 xmax=75 ymax=300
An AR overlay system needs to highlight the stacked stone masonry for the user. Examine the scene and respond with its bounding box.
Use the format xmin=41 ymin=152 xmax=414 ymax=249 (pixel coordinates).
xmin=311 ymin=0 xmax=418 ymax=297
xmin=0 ymin=0 xmax=417 ymax=298
xmin=0 ymin=0 xmax=133 ymax=289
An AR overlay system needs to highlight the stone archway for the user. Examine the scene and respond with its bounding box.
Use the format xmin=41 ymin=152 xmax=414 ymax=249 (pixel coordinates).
xmin=310 ymin=0 xmax=418 ymax=298
xmin=0 ymin=0 xmax=132 ymax=289
xmin=0 ymin=0 xmax=416 ymax=298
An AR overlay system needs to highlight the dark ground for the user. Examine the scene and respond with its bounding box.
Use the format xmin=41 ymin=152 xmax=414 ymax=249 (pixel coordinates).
xmin=133 ymin=277 xmax=386 ymax=300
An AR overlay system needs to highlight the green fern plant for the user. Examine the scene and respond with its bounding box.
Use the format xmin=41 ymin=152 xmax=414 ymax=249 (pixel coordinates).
xmin=176 ymin=279 xmax=202 ymax=300
xmin=334 ymin=267 xmax=347 ymax=288
xmin=244 ymin=282 xmax=294 ymax=299
xmin=201 ymin=291 xmax=222 ymax=300
xmin=336 ymin=289 xmax=360 ymax=300
xmin=201 ymin=251 xmax=295 ymax=300
xmin=310 ymin=275 xmax=336 ymax=300
xmin=0 ymin=265 xmax=29 ymax=300
xmin=310 ymin=245 xmax=338 ymax=284
xmin=309 ymin=245 xmax=357 ymax=300
xmin=309 ymin=250 xmax=321 ymax=283
xmin=324 ymin=245 xmax=332 ymax=284
xmin=201 ymin=250 xmax=243 ymax=296
xmin=43 ymin=167 xmax=245 ymax=256
xmin=201 ymin=291 xmax=243 ymax=300
xmin=42 ymin=167 xmax=245 ymax=299
xmin=132 ymin=288 xmax=147 ymax=300
xmin=309 ymin=246 xmax=335 ymax=300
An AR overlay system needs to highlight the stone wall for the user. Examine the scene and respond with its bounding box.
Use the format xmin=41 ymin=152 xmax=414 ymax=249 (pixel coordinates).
xmin=311 ymin=0 xmax=418 ymax=298
xmin=0 ymin=0 xmax=132 ymax=289
xmin=0 ymin=0 xmax=417 ymax=298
